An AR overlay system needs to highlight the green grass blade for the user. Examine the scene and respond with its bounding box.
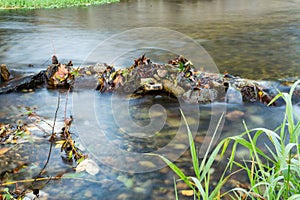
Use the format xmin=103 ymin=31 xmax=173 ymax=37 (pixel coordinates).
xmin=149 ymin=153 xmax=192 ymax=188
xmin=180 ymin=109 xmax=200 ymax=179
xmin=198 ymin=139 xmax=226 ymax=182
xmin=173 ymin=177 xmax=179 ymax=200
xmin=288 ymin=80 xmax=300 ymax=97
xmin=190 ymin=177 xmax=206 ymax=198
xmin=198 ymin=113 xmax=225 ymax=179
xmin=287 ymin=194 xmax=300 ymax=200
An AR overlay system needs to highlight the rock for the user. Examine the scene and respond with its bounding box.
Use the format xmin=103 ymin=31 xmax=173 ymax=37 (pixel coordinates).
xmin=176 ymin=181 xmax=189 ymax=190
xmin=183 ymin=88 xmax=218 ymax=103
xmin=75 ymin=159 xmax=99 ymax=175
xmin=249 ymin=115 xmax=264 ymax=125
xmin=157 ymin=69 xmax=168 ymax=78
xmin=25 ymin=190 xmax=49 ymax=200
xmin=140 ymin=78 xmax=162 ymax=91
xmin=162 ymin=79 xmax=185 ymax=96
xmin=84 ymin=190 xmax=93 ymax=198
xmin=117 ymin=175 xmax=134 ymax=189
xmin=225 ymin=110 xmax=245 ymax=121
xmin=117 ymin=193 xmax=131 ymax=200
xmin=0 ymin=64 xmax=10 ymax=82
xmin=172 ymin=143 xmax=186 ymax=150
xmin=138 ymin=160 xmax=156 ymax=168
xmin=133 ymin=187 xmax=147 ymax=194
xmin=181 ymin=190 xmax=194 ymax=197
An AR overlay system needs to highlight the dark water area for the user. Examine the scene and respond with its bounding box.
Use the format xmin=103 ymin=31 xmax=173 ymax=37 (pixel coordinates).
xmin=0 ymin=0 xmax=300 ymax=199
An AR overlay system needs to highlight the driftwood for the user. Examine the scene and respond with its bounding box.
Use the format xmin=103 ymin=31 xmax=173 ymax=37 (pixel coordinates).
xmin=0 ymin=56 xmax=74 ymax=93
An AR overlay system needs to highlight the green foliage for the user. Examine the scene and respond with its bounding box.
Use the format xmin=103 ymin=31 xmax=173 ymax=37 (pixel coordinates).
xmin=2 ymin=188 xmax=13 ymax=200
xmin=224 ymin=80 xmax=300 ymax=199
xmin=155 ymin=80 xmax=300 ymax=199
xmin=151 ymin=111 xmax=230 ymax=199
xmin=0 ymin=0 xmax=119 ymax=9
xmin=178 ymin=62 xmax=185 ymax=72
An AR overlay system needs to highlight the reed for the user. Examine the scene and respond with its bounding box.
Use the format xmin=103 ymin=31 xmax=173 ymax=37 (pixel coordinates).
xmin=0 ymin=0 xmax=119 ymax=9
xmin=155 ymin=80 xmax=300 ymax=199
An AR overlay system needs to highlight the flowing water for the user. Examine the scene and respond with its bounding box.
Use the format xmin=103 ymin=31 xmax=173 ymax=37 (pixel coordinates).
xmin=0 ymin=0 xmax=300 ymax=199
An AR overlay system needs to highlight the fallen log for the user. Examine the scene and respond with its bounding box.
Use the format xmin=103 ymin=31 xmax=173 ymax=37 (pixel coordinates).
xmin=0 ymin=56 xmax=74 ymax=94
xmin=0 ymin=54 xmax=291 ymax=106
xmin=95 ymin=54 xmax=276 ymax=105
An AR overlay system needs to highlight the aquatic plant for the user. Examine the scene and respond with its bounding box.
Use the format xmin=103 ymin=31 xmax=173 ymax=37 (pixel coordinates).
xmin=224 ymin=80 xmax=300 ymax=199
xmin=0 ymin=0 xmax=119 ymax=9
xmin=151 ymin=111 xmax=231 ymax=199
xmin=156 ymin=80 xmax=300 ymax=199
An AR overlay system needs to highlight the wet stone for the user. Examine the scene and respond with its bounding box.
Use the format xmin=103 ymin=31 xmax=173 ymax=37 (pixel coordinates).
xmin=133 ymin=187 xmax=147 ymax=194
xmin=176 ymin=182 xmax=189 ymax=190
xmin=84 ymin=190 xmax=93 ymax=198
xmin=138 ymin=161 xmax=156 ymax=168
xmin=225 ymin=110 xmax=245 ymax=121
xmin=117 ymin=193 xmax=130 ymax=200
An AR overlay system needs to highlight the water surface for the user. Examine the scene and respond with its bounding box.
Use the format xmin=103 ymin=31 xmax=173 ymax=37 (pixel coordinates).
xmin=0 ymin=0 xmax=299 ymax=79
xmin=0 ymin=0 xmax=299 ymax=199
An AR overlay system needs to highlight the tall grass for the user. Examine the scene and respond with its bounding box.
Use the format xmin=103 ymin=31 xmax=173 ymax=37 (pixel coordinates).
xmin=155 ymin=80 xmax=300 ymax=199
xmin=151 ymin=111 xmax=232 ymax=199
xmin=0 ymin=0 xmax=119 ymax=9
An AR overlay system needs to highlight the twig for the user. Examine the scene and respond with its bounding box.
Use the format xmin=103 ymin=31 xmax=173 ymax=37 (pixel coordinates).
xmin=32 ymin=94 xmax=60 ymax=184
xmin=1 ymin=176 xmax=103 ymax=187
xmin=51 ymin=93 xmax=60 ymax=138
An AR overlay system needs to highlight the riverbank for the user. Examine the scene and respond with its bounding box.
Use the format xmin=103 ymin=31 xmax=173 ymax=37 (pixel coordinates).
xmin=0 ymin=0 xmax=119 ymax=9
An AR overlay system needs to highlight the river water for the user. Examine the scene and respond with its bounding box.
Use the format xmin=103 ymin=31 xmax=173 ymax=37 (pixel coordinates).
xmin=0 ymin=0 xmax=299 ymax=199
xmin=1 ymin=0 xmax=299 ymax=79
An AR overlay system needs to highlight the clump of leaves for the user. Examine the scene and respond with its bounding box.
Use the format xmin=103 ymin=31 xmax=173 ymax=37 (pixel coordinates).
xmin=0 ymin=188 xmax=13 ymax=200
xmin=55 ymin=116 xmax=87 ymax=165
xmin=0 ymin=122 xmax=30 ymax=144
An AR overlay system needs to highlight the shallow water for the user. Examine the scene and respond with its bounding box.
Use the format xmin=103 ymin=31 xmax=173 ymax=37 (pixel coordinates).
xmin=0 ymin=87 xmax=288 ymax=199
xmin=0 ymin=0 xmax=299 ymax=199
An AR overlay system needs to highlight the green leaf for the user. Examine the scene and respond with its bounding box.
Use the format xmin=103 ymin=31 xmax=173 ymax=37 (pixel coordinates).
xmin=173 ymin=177 xmax=179 ymax=200
xmin=148 ymin=153 xmax=192 ymax=188
xmin=180 ymin=109 xmax=200 ymax=179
